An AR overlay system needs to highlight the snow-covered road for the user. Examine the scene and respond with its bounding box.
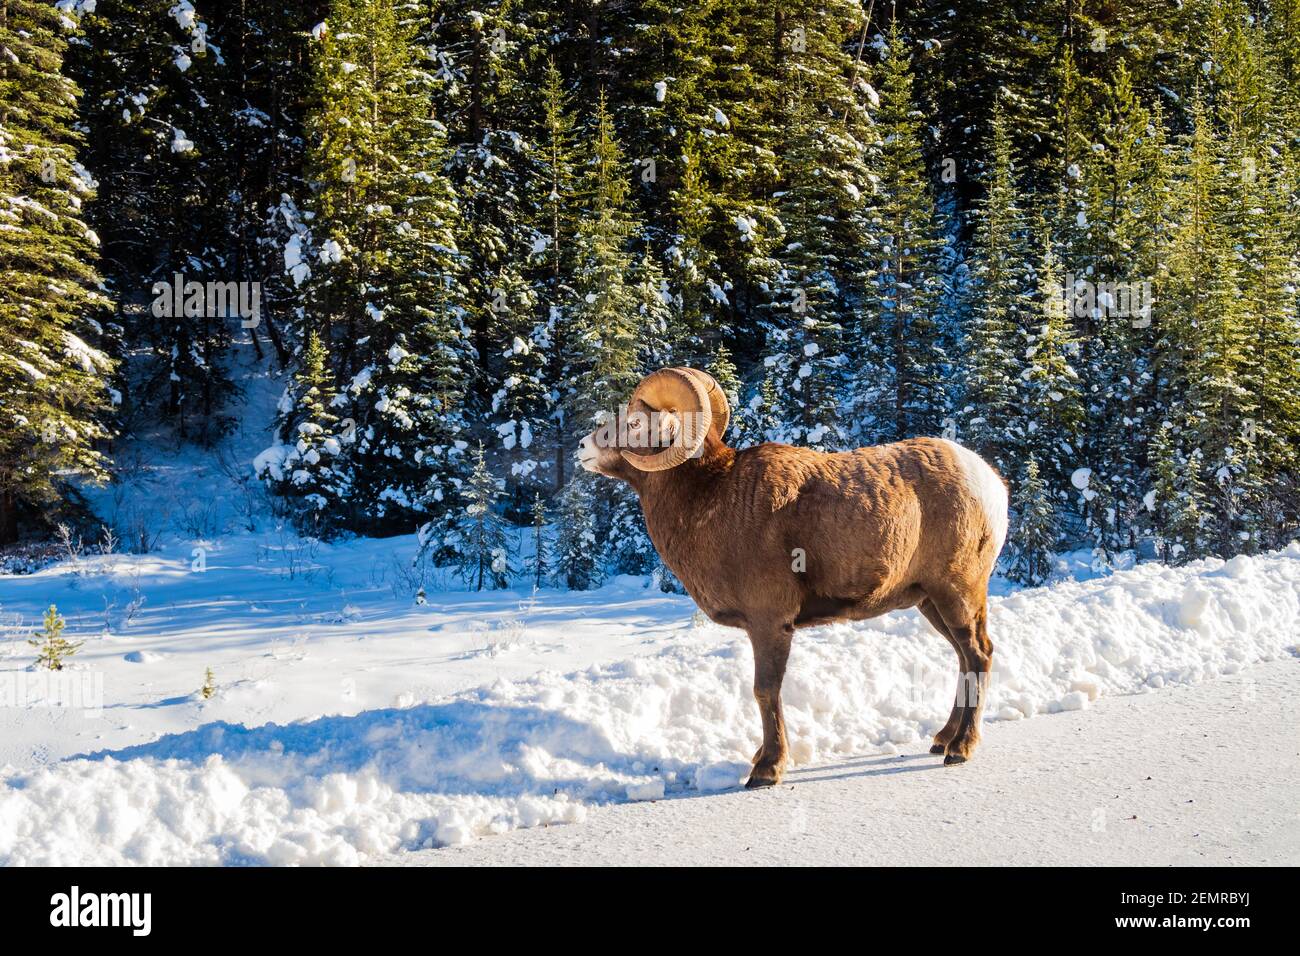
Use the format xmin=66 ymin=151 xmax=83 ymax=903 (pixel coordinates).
xmin=388 ymin=658 xmax=1300 ymax=866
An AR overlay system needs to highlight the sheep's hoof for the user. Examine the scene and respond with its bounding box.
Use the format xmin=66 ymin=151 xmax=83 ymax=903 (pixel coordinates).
xmin=745 ymin=766 xmax=783 ymax=788
xmin=929 ymin=743 xmax=946 ymax=755
xmin=943 ymin=753 xmax=968 ymax=766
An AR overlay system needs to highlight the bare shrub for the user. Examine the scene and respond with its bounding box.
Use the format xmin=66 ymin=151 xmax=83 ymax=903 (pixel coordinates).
xmin=175 ymin=497 xmax=221 ymax=539
xmin=55 ymin=523 xmax=85 ymax=576
xmin=390 ymin=548 xmax=444 ymax=599
xmin=217 ymin=446 xmax=265 ymax=533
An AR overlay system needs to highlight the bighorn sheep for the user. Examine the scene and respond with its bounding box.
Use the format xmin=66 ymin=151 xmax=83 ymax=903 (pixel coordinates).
xmin=577 ymin=367 xmax=1008 ymax=788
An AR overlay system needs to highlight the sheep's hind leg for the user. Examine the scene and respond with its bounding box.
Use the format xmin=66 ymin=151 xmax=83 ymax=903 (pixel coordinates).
xmin=918 ymin=598 xmax=964 ymax=755
xmin=931 ymin=596 xmax=992 ymax=766
xmin=745 ymin=623 xmax=793 ymax=788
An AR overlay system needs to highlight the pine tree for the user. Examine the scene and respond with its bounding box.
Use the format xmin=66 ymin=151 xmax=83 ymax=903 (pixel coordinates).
xmin=606 ymin=485 xmax=657 ymax=576
xmin=749 ymin=1 xmax=879 ymax=450
xmin=1270 ymin=0 xmax=1300 ymax=91
xmin=259 ymin=331 xmax=343 ymax=533
xmin=564 ymin=93 xmax=643 ymax=434
xmin=706 ymin=343 xmax=743 ymax=443
xmin=1075 ymin=61 xmax=1170 ymax=554
xmin=0 ymin=0 xmax=115 ymax=543
xmin=630 ymin=243 xmax=676 ymax=371
xmin=1006 ymin=457 xmax=1057 ymax=587
xmin=740 ymin=372 xmax=784 ymax=444
xmin=447 ymin=443 xmax=511 ymax=591
xmin=488 ymin=283 xmax=550 ymax=503
xmin=528 ymin=491 xmax=549 ymax=589
xmin=961 ymin=102 xmax=1033 ymax=471
xmin=527 ymin=59 xmax=581 ymax=494
xmin=858 ymin=21 xmax=950 ymax=443
xmin=29 ymin=604 xmax=81 ymax=671
xmin=1236 ymin=143 xmax=1300 ymax=548
xmin=1148 ymin=419 xmax=1207 ymax=564
xmin=13 ymin=0 xmax=1300 ymax=584
xmin=662 ymin=136 xmax=721 ymax=363
xmin=291 ymin=0 xmax=473 ymax=536
xmin=617 ymin=0 xmax=784 ymax=352
xmin=900 ymin=0 xmax=1058 ymax=205
xmin=756 ymin=82 xmax=855 ymax=450
xmin=1205 ymin=2 xmax=1300 ymax=551
xmin=1160 ymin=95 xmax=1251 ymax=559
xmin=1018 ymin=227 xmax=1085 ymax=511
xmin=71 ymin=0 xmax=232 ymax=442
xmin=553 ymin=472 xmax=601 ymax=591
xmin=422 ymin=6 xmax=554 ymax=506
xmin=206 ymin=0 xmax=318 ymax=370
xmin=1049 ymin=45 xmax=1096 ymax=327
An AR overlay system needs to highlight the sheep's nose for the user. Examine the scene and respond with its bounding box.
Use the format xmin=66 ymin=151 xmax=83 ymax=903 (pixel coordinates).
xmin=576 ymin=433 xmax=603 ymax=472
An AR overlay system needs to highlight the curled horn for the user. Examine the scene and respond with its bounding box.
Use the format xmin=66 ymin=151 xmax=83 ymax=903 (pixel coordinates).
xmin=621 ymin=368 xmax=712 ymax=472
xmin=679 ymin=368 xmax=730 ymax=441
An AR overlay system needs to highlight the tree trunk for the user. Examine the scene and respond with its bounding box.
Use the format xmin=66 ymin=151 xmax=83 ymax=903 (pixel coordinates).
xmin=0 ymin=489 xmax=18 ymax=546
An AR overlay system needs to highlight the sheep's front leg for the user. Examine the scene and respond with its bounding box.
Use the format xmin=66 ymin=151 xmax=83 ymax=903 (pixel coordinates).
xmin=746 ymin=623 xmax=793 ymax=788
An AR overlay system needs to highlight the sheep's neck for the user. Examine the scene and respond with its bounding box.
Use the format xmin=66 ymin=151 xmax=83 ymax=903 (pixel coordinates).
xmin=632 ymin=443 xmax=734 ymax=579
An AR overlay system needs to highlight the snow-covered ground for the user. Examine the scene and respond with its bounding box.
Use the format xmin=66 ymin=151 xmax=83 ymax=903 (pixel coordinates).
xmin=1 ymin=346 xmax=1297 ymax=865
xmin=2 ymin=519 xmax=1298 ymax=864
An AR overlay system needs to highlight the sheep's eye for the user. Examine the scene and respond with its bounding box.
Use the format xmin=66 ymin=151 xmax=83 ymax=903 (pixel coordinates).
xmin=624 ymin=412 xmax=647 ymax=446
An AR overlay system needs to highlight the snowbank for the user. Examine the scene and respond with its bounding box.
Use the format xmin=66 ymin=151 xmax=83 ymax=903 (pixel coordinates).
xmin=2 ymin=545 xmax=1298 ymax=865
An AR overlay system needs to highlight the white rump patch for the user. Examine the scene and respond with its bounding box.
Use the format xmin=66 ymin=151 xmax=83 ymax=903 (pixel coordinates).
xmin=942 ymin=440 xmax=1009 ymax=557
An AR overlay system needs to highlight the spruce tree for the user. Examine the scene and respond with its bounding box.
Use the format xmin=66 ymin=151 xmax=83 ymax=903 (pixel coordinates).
xmin=1017 ymin=227 xmax=1085 ymax=515
xmin=858 ymin=21 xmax=950 ymax=443
xmin=1160 ymin=95 xmax=1250 ymax=559
xmin=530 ymin=58 xmax=580 ymax=493
xmin=1006 ymin=457 xmax=1057 ymax=587
xmin=756 ymin=82 xmax=856 ymax=450
xmin=0 ymin=0 xmax=115 ymax=543
xmin=290 ymin=0 xmax=473 ymax=536
xmin=528 ymin=491 xmax=549 ymax=590
xmin=71 ymin=0 xmax=231 ymax=442
xmin=961 ymin=101 xmax=1033 ymax=471
xmin=259 ymin=331 xmax=343 ymax=533
xmin=447 ymin=443 xmax=511 ymax=591
xmin=29 ymin=604 xmax=81 ymax=671
xmin=553 ymin=472 xmax=601 ymax=591
xmin=564 ymin=92 xmax=643 ymax=434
